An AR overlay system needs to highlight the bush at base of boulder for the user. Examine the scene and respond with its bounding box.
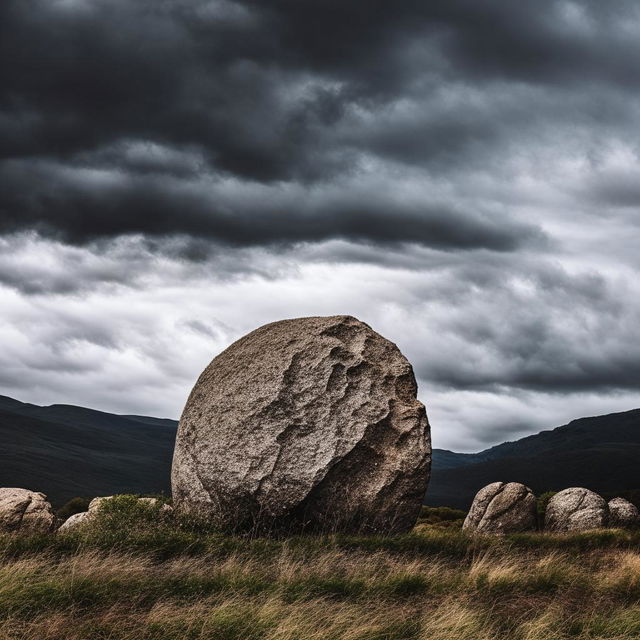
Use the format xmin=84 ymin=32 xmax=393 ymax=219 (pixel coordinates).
xmin=56 ymin=497 xmax=91 ymax=522
xmin=0 ymin=488 xmax=56 ymax=534
xmin=463 ymin=482 xmax=537 ymax=534
xmin=608 ymin=498 xmax=639 ymax=528
xmin=88 ymin=495 xmax=172 ymax=514
xmin=57 ymin=495 xmax=173 ymax=534
xmin=544 ymin=488 xmax=608 ymax=532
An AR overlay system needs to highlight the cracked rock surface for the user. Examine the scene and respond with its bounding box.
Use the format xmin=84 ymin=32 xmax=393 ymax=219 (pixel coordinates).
xmin=463 ymin=482 xmax=537 ymax=534
xmin=544 ymin=487 xmax=608 ymax=532
xmin=0 ymin=488 xmax=56 ymax=534
xmin=172 ymin=315 xmax=431 ymax=534
xmin=608 ymin=497 xmax=639 ymax=528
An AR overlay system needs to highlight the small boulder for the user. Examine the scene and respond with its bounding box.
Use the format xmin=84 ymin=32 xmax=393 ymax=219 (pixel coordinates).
xmin=544 ymin=487 xmax=608 ymax=532
xmin=0 ymin=488 xmax=56 ymax=534
xmin=463 ymin=482 xmax=537 ymax=534
xmin=58 ymin=511 xmax=93 ymax=533
xmin=608 ymin=498 xmax=639 ymax=528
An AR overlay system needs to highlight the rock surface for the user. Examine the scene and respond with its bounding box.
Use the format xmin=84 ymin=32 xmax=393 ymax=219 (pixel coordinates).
xmin=608 ymin=498 xmax=639 ymax=528
xmin=544 ymin=487 xmax=608 ymax=532
xmin=172 ymin=315 xmax=431 ymax=534
xmin=0 ymin=488 xmax=56 ymax=534
xmin=58 ymin=511 xmax=93 ymax=532
xmin=88 ymin=496 xmax=113 ymax=512
xmin=463 ymin=482 xmax=537 ymax=534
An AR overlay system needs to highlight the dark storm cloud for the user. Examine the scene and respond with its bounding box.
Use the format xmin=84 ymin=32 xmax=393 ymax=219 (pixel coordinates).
xmin=0 ymin=157 xmax=545 ymax=250
xmin=2 ymin=0 xmax=640 ymax=246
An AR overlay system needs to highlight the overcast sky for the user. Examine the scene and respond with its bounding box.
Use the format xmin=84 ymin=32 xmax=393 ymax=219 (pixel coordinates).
xmin=2 ymin=0 xmax=640 ymax=451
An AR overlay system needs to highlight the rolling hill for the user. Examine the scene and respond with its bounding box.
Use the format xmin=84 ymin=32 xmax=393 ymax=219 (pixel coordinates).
xmin=0 ymin=395 xmax=177 ymax=506
xmin=427 ymin=409 xmax=640 ymax=508
xmin=1 ymin=394 xmax=639 ymax=509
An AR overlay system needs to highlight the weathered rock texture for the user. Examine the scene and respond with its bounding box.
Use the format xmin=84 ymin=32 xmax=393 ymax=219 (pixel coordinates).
xmin=58 ymin=511 xmax=93 ymax=533
xmin=172 ymin=315 xmax=431 ymax=534
xmin=0 ymin=488 xmax=56 ymax=534
xmin=608 ymin=498 xmax=639 ymax=528
xmin=544 ymin=487 xmax=608 ymax=532
xmin=462 ymin=482 xmax=537 ymax=534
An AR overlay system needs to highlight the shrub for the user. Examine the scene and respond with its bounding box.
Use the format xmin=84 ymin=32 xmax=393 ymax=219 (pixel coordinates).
xmin=420 ymin=506 xmax=467 ymax=521
xmin=536 ymin=491 xmax=557 ymax=518
xmin=417 ymin=506 xmax=467 ymax=530
xmin=56 ymin=497 xmax=91 ymax=521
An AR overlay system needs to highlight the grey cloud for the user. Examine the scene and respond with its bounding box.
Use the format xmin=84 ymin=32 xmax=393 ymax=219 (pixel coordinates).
xmin=0 ymin=158 xmax=546 ymax=251
xmin=410 ymin=260 xmax=640 ymax=394
xmin=2 ymin=0 xmax=640 ymax=449
xmin=3 ymin=0 xmax=640 ymax=247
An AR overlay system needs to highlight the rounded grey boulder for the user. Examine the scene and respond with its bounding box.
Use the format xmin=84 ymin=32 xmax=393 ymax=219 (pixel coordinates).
xmin=0 ymin=488 xmax=56 ymax=534
xmin=544 ymin=487 xmax=608 ymax=532
xmin=172 ymin=315 xmax=431 ymax=534
xmin=608 ymin=498 xmax=639 ymax=528
xmin=58 ymin=511 xmax=93 ymax=533
xmin=462 ymin=482 xmax=537 ymax=534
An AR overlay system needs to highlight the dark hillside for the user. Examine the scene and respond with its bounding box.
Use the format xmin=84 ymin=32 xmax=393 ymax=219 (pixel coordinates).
xmin=1 ymin=394 xmax=639 ymax=510
xmin=428 ymin=409 xmax=640 ymax=508
xmin=0 ymin=395 xmax=176 ymax=506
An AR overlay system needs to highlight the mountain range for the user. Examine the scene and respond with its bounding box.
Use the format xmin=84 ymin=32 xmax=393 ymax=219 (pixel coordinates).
xmin=1 ymin=393 xmax=638 ymax=509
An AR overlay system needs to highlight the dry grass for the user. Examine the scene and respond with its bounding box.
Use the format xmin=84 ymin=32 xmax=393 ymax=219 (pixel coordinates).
xmin=1 ymin=499 xmax=640 ymax=639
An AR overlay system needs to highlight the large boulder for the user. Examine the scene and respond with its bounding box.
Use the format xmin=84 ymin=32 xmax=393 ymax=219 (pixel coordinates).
xmin=172 ymin=315 xmax=431 ymax=534
xmin=462 ymin=482 xmax=537 ymax=534
xmin=608 ymin=498 xmax=639 ymax=528
xmin=0 ymin=488 xmax=56 ymax=534
xmin=544 ymin=488 xmax=608 ymax=532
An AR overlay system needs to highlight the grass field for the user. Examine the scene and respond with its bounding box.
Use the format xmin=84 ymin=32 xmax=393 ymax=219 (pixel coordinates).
xmin=2 ymin=498 xmax=640 ymax=639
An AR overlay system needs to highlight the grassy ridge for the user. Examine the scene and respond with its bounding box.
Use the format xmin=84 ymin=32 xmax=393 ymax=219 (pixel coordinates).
xmin=1 ymin=499 xmax=640 ymax=639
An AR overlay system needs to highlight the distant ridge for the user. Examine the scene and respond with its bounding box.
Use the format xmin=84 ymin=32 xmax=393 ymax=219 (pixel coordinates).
xmin=0 ymin=394 xmax=177 ymax=506
xmin=428 ymin=409 xmax=640 ymax=508
xmin=1 ymin=394 xmax=638 ymax=509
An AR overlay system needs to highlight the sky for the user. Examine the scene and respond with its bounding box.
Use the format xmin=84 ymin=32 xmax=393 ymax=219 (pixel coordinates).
xmin=2 ymin=0 xmax=640 ymax=452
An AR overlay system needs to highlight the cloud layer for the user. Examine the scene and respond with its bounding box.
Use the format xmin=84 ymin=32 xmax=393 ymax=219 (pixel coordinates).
xmin=2 ymin=0 xmax=640 ymax=450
